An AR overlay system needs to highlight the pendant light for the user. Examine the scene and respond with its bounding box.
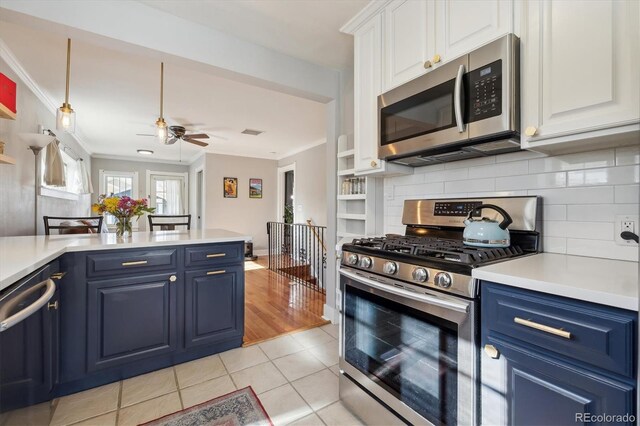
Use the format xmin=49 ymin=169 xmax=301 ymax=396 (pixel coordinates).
xmin=156 ymin=62 xmax=167 ymax=142
xmin=56 ymin=38 xmax=76 ymax=133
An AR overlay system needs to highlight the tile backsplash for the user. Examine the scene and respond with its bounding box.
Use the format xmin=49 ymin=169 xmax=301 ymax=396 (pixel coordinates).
xmin=383 ymin=146 xmax=640 ymax=262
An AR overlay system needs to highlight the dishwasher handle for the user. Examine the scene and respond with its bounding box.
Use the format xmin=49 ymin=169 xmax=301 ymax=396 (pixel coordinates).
xmin=0 ymin=279 xmax=56 ymax=332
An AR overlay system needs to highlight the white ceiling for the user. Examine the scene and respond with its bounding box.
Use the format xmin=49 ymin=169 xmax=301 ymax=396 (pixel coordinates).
xmin=0 ymin=20 xmax=330 ymax=162
xmin=139 ymin=0 xmax=368 ymax=71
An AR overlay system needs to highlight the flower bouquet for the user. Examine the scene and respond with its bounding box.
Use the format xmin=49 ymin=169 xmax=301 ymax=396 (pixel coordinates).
xmin=92 ymin=195 xmax=155 ymax=238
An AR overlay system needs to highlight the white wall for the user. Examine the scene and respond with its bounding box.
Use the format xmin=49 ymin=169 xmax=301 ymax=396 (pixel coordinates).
xmin=278 ymin=142 xmax=327 ymax=226
xmin=90 ymin=157 xmax=189 ymax=231
xmin=0 ymin=58 xmax=92 ymax=237
xmin=203 ymin=153 xmax=277 ymax=251
xmin=384 ymin=148 xmax=640 ymax=261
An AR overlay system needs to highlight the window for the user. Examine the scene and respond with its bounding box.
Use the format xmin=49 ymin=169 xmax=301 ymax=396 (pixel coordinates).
xmin=98 ymin=170 xmax=139 ymax=227
xmin=146 ymin=172 xmax=187 ymax=215
xmin=39 ymin=146 xmax=80 ymax=200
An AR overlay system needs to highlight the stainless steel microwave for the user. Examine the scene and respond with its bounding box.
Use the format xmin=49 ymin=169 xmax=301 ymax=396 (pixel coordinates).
xmin=378 ymin=34 xmax=520 ymax=166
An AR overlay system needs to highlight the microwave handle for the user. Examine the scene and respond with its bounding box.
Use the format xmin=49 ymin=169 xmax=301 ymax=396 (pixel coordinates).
xmin=454 ymin=64 xmax=466 ymax=133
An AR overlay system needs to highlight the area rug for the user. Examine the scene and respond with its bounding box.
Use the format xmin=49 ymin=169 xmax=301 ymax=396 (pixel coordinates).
xmin=141 ymin=386 xmax=273 ymax=426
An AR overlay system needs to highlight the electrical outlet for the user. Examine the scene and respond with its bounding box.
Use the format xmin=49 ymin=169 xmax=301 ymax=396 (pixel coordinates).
xmin=615 ymin=215 xmax=639 ymax=245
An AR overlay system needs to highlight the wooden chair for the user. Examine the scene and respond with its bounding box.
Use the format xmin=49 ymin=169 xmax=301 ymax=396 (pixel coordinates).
xmin=43 ymin=216 xmax=104 ymax=235
xmin=148 ymin=214 xmax=191 ymax=231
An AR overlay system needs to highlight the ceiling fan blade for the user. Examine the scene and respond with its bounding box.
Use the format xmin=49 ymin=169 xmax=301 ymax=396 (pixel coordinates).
xmin=170 ymin=117 xmax=206 ymax=128
xmin=136 ymin=133 xmax=155 ymax=137
xmin=184 ymin=133 xmax=210 ymax=139
xmin=209 ymin=134 xmax=228 ymax=141
xmin=185 ymin=139 xmax=209 ymax=147
xmin=164 ymin=137 xmax=178 ymax=145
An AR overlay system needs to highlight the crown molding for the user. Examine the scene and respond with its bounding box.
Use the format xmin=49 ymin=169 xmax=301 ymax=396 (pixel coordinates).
xmin=0 ymin=37 xmax=93 ymax=155
xmin=91 ymin=153 xmax=198 ymax=166
xmin=340 ymin=0 xmax=391 ymax=34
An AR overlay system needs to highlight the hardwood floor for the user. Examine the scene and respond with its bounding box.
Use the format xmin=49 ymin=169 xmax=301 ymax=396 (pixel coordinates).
xmin=243 ymin=256 xmax=328 ymax=346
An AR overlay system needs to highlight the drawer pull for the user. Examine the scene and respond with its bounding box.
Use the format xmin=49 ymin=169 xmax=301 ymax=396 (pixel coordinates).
xmin=207 ymin=270 xmax=226 ymax=276
xmin=206 ymin=253 xmax=226 ymax=258
xmin=122 ymin=260 xmax=148 ymax=266
xmin=50 ymin=272 xmax=66 ymax=280
xmin=514 ymin=317 xmax=571 ymax=339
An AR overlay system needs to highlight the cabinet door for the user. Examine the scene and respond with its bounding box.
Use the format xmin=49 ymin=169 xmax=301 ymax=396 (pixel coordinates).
xmin=434 ymin=0 xmax=512 ymax=63
xmin=184 ymin=266 xmax=244 ymax=348
xmin=354 ymin=14 xmax=384 ymax=174
xmin=87 ymin=272 xmax=178 ymax=372
xmin=521 ymin=0 xmax=639 ymax=148
xmin=481 ymin=338 xmax=635 ymax=426
xmin=384 ymin=0 xmax=434 ymax=91
xmin=0 ymin=272 xmax=59 ymax=413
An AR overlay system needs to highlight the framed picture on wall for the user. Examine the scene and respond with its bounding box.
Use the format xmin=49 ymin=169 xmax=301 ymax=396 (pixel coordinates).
xmin=223 ymin=177 xmax=238 ymax=198
xmin=249 ymin=178 xmax=262 ymax=199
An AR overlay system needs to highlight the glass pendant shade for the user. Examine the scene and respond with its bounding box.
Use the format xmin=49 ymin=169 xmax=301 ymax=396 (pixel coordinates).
xmin=56 ymin=104 xmax=76 ymax=133
xmin=156 ymin=118 xmax=167 ymax=143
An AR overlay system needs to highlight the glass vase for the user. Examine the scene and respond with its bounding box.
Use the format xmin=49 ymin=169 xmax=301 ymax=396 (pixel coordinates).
xmin=115 ymin=217 xmax=132 ymax=239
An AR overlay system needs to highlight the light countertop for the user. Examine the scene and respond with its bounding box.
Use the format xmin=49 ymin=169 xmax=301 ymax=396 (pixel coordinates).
xmin=473 ymin=253 xmax=639 ymax=311
xmin=0 ymin=229 xmax=251 ymax=291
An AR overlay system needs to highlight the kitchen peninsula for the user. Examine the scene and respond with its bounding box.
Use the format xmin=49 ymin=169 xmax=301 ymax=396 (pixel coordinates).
xmin=0 ymin=229 xmax=249 ymax=412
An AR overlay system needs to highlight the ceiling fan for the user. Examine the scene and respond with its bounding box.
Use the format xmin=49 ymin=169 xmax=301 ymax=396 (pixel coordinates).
xmin=136 ymin=62 xmax=210 ymax=147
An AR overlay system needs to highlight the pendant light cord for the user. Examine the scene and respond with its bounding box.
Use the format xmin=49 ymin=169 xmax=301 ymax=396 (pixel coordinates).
xmin=65 ymin=38 xmax=71 ymax=105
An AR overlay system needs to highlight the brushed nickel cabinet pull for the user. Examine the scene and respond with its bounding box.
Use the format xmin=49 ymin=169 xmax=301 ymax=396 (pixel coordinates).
xmin=50 ymin=272 xmax=67 ymax=280
xmin=207 ymin=270 xmax=226 ymax=276
xmin=514 ymin=317 xmax=571 ymax=339
xmin=122 ymin=260 xmax=148 ymax=266
xmin=206 ymin=253 xmax=226 ymax=258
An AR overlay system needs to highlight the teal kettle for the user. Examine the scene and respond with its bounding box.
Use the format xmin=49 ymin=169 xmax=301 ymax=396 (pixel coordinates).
xmin=463 ymin=204 xmax=513 ymax=248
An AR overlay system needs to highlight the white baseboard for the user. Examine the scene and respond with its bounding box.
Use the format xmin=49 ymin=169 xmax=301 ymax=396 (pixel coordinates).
xmin=254 ymin=249 xmax=269 ymax=256
xmin=322 ymin=304 xmax=339 ymax=323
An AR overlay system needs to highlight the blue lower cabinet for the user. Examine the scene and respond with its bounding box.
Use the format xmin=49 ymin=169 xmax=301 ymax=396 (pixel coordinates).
xmin=481 ymin=282 xmax=637 ymax=426
xmin=86 ymin=272 xmax=179 ymax=372
xmin=184 ymin=265 xmax=244 ymax=348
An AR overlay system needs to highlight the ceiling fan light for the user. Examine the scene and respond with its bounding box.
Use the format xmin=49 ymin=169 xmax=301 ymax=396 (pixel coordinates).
xmin=56 ymin=104 xmax=75 ymax=133
xmin=156 ymin=118 xmax=167 ymax=142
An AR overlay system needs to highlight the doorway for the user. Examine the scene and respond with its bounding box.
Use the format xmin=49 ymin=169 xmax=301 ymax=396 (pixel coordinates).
xmin=196 ymin=169 xmax=204 ymax=229
xmin=284 ymin=170 xmax=294 ymax=223
xmin=276 ymin=163 xmax=296 ymax=224
xmin=147 ymin=172 xmax=188 ymax=215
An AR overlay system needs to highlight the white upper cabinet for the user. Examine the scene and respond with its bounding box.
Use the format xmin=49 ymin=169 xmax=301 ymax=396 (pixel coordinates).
xmin=521 ymin=0 xmax=640 ymax=151
xmin=383 ymin=0 xmax=435 ymax=91
xmin=434 ymin=0 xmax=512 ymax=64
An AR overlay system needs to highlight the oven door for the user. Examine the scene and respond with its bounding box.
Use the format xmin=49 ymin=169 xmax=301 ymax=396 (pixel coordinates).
xmin=339 ymin=268 xmax=477 ymax=426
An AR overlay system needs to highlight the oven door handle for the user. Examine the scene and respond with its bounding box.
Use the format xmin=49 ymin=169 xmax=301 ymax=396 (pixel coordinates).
xmin=454 ymin=64 xmax=466 ymax=133
xmin=0 ymin=279 xmax=56 ymax=332
xmin=340 ymin=269 xmax=469 ymax=313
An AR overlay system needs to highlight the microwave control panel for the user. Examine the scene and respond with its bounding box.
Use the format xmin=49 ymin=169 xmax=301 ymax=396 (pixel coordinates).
xmin=468 ymin=59 xmax=502 ymax=123
xmin=434 ymin=201 xmax=482 ymax=216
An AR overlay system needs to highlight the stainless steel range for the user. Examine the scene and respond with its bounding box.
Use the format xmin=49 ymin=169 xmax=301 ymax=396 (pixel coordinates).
xmin=338 ymin=196 xmax=541 ymax=426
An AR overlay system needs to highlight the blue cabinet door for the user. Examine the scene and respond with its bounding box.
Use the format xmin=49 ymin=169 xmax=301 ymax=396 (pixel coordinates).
xmin=87 ymin=272 xmax=178 ymax=371
xmin=485 ymin=337 xmax=635 ymax=426
xmin=0 ymin=266 xmax=59 ymax=413
xmin=184 ymin=265 xmax=244 ymax=348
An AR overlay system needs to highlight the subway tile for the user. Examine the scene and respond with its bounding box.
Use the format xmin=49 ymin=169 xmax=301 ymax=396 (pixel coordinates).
xmin=542 ymin=205 xmax=567 ymax=221
xmin=542 ymin=237 xmax=567 ymax=254
xmin=495 ymin=172 xmax=566 ymax=190
xmin=614 ymin=184 xmax=639 ymax=203
xmin=422 ymin=168 xmax=470 ymax=183
xmin=527 ymin=186 xmax=614 ymax=204
xmin=414 ymin=163 xmax=445 ymax=174
xmin=528 ymin=149 xmax=615 ymax=173
xmin=385 ymin=173 xmax=424 ymax=186
xmin=465 ymin=190 xmax=528 ymax=198
xmin=444 ymin=156 xmax=496 ymax=169
xmin=567 ymin=165 xmax=639 ymax=186
xmin=468 ymin=160 xmax=529 ymax=179
xmin=543 ymin=221 xmax=614 ymax=240
xmin=386 ymin=205 xmax=403 ymax=217
xmin=495 ymin=150 xmax=547 ymax=163
xmin=615 ymin=146 xmax=640 ymax=166
xmin=566 ymin=239 xmax=639 ymax=262
xmin=445 ymin=178 xmax=495 ymax=193
xmin=393 ymin=182 xmax=444 ymax=196
xmin=566 ymin=204 xmax=639 ymax=222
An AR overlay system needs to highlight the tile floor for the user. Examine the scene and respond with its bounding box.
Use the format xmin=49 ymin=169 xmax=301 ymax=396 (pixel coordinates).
xmin=0 ymin=324 xmax=363 ymax=426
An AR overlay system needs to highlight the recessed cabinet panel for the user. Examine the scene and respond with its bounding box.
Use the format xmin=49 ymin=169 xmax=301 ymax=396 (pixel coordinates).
xmin=184 ymin=242 xmax=243 ymax=269
xmin=185 ymin=266 xmax=244 ymax=348
xmin=522 ymin=0 xmax=639 ymax=147
xmin=384 ymin=0 xmax=433 ymax=90
xmin=87 ymin=273 xmax=177 ymax=371
xmin=435 ymin=0 xmax=511 ymax=64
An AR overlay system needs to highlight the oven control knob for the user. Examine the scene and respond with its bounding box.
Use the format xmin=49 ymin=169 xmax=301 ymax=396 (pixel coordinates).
xmin=360 ymin=256 xmax=373 ymax=269
xmin=412 ymin=268 xmax=429 ymax=282
xmin=434 ymin=272 xmax=452 ymax=288
xmin=347 ymin=254 xmax=359 ymax=265
xmin=383 ymin=261 xmax=398 ymax=275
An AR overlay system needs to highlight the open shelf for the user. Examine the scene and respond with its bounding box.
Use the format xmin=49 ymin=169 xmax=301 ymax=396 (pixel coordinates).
xmin=0 ymin=153 xmax=16 ymax=165
xmin=337 ymin=213 xmax=366 ymax=221
xmin=337 ymin=168 xmax=356 ymax=176
xmin=337 ymin=194 xmax=366 ymax=200
xmin=337 ymin=149 xmax=355 ymax=158
xmin=0 ymin=104 xmax=16 ymax=120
